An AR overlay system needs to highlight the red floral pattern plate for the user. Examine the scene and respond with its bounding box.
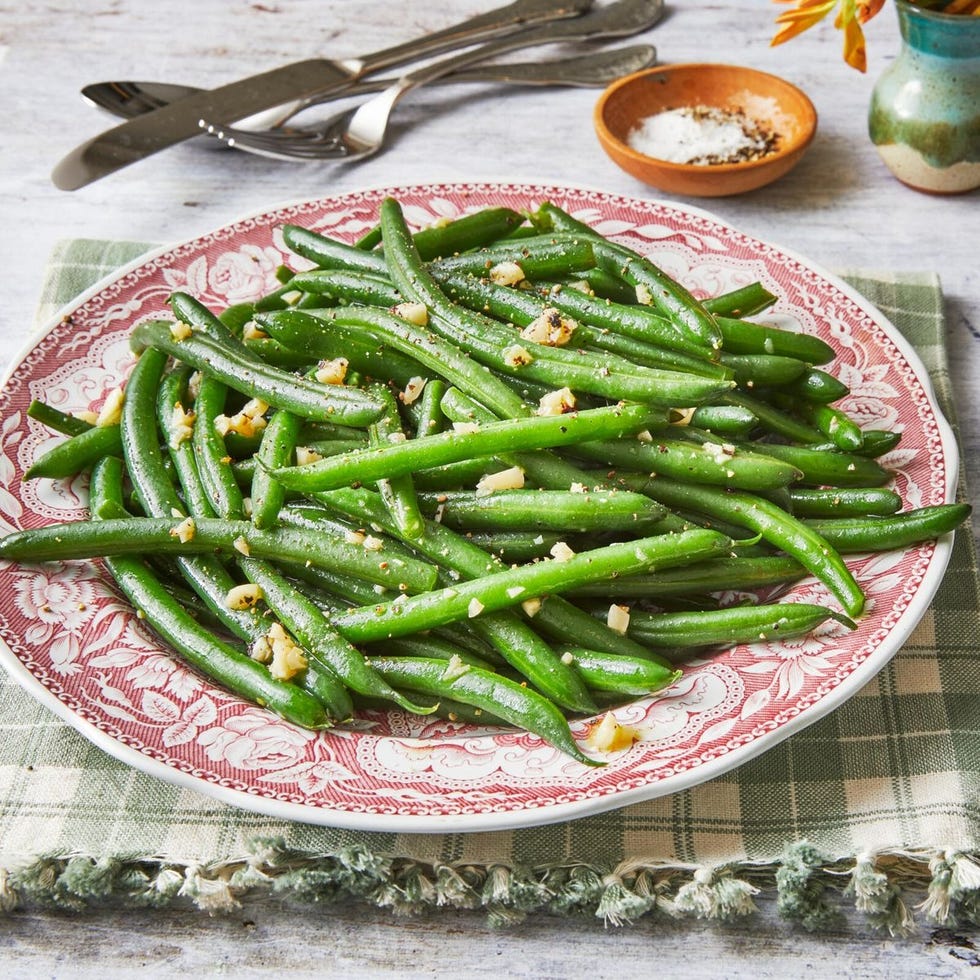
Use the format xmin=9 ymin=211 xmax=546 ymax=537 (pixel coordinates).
xmin=0 ymin=182 xmax=959 ymax=831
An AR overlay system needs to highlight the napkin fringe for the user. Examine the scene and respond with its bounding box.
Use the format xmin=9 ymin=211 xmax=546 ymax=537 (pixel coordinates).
xmin=3 ymin=841 xmax=979 ymax=934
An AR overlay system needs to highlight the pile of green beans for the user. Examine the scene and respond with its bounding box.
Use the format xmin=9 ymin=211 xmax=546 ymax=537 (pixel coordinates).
xmin=5 ymin=197 xmax=970 ymax=764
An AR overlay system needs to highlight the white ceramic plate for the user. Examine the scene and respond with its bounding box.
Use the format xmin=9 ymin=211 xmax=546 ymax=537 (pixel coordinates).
xmin=0 ymin=182 xmax=959 ymax=832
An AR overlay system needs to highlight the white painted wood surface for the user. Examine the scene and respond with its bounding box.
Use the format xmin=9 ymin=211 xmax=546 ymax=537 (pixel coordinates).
xmin=2 ymin=0 xmax=979 ymax=973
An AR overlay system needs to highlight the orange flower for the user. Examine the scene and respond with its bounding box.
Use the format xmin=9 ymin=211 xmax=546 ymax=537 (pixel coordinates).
xmin=771 ymin=0 xmax=887 ymax=71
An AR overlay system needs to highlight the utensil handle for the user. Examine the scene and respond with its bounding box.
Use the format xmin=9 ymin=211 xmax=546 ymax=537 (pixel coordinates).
xmin=354 ymin=0 xmax=593 ymax=75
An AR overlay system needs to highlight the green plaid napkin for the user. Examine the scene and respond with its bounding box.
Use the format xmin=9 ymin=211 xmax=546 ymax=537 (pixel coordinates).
xmin=1 ymin=241 xmax=978 ymax=933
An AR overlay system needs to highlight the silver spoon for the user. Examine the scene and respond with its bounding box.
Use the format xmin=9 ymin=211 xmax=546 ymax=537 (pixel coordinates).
xmin=82 ymin=46 xmax=658 ymax=129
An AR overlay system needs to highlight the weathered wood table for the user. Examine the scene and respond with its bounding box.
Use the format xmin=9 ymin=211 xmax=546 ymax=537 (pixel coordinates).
xmin=1 ymin=1 xmax=978 ymax=975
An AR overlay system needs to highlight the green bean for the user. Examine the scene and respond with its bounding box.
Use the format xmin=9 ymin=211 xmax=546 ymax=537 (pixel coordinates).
xmin=743 ymin=442 xmax=891 ymax=487
xmin=810 ymin=429 xmax=902 ymax=458
xmin=781 ymin=398 xmax=865 ymax=452
xmin=787 ymin=487 xmax=903 ymax=517
xmin=464 ymin=530 xmax=564 ymax=563
xmin=556 ymin=267 xmax=638 ymax=305
xmin=568 ymin=555 xmax=809 ymax=598
xmin=192 ymin=377 xmax=247 ymax=520
xmin=415 ymin=488 xmax=664 ymax=533
xmin=250 ymin=408 xmax=301 ymax=529
xmin=805 ymin=504 xmax=971 ymax=553
xmin=569 ymin=433 xmax=803 ymax=492
xmin=610 ymin=473 xmax=866 ymax=616
xmin=722 ymin=390 xmax=824 ymax=444
xmin=624 ymin=603 xmax=851 ymax=650
xmin=719 ymin=353 xmax=808 ymax=388
xmin=686 ymin=405 xmax=759 ymax=438
xmin=282 ymin=225 xmax=389 ymax=276
xmin=703 ymin=283 xmax=779 ymax=319
xmin=411 ymin=206 xmax=527 ymax=260
xmin=129 ymin=319 xmax=385 ymax=426
xmin=367 ymin=656 xmax=598 ymax=766
xmin=269 ymin=401 xmax=666 ymax=493
xmin=713 ymin=315 xmax=836 ymax=364
xmin=169 ymin=291 xmax=237 ymax=340
xmin=0 ymin=514 xmax=437 ymax=591
xmin=88 ymin=457 xmax=333 ymax=729
xmin=24 ymin=423 xmax=123 ymax=480
xmin=27 ymin=399 xmax=93 ymax=437
xmin=327 ymin=528 xmax=732 ymax=644
xmin=781 ymin=368 xmax=851 ymax=404
xmin=367 ymin=382 xmax=425 ymax=539
xmin=411 ymin=377 xmax=448 ymax=437
xmin=429 ymin=234 xmax=596 ymax=281
xmin=560 ymin=649 xmax=680 ymax=696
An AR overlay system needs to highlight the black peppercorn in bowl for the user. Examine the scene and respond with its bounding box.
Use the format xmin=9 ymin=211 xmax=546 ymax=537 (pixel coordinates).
xmin=594 ymin=63 xmax=818 ymax=197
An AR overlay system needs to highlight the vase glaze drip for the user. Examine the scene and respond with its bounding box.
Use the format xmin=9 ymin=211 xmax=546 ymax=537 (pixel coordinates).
xmin=868 ymin=0 xmax=980 ymax=193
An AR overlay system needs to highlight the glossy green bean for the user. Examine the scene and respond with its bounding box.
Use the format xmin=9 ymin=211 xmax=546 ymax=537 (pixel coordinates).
xmin=327 ymin=528 xmax=732 ymax=644
xmin=368 ymin=656 xmax=598 ymax=765
xmin=560 ymin=648 xmax=680 ymax=696
xmin=269 ymin=401 xmax=665 ymax=493
xmin=805 ymin=503 xmax=971 ymax=552
xmin=129 ymin=319 xmax=385 ymax=426
xmin=787 ymin=487 xmax=903 ymax=517
xmin=24 ymin=423 xmax=122 ymax=480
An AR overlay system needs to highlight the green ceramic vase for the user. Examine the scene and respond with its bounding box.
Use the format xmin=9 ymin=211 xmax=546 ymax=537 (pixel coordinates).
xmin=868 ymin=0 xmax=980 ymax=193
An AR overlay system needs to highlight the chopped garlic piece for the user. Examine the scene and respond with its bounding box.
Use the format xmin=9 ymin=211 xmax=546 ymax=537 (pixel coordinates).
xmin=550 ymin=541 xmax=575 ymax=562
xmin=440 ymin=654 xmax=471 ymax=682
xmin=315 ymin=357 xmax=349 ymax=385
xmin=250 ymin=635 xmax=273 ymax=664
xmin=505 ymin=586 xmax=525 ymax=599
xmin=344 ymin=529 xmax=366 ymax=546
xmin=452 ymin=421 xmax=481 ymax=435
xmin=225 ymin=583 xmax=263 ymax=610
xmin=560 ymin=650 xmax=575 ymax=666
xmin=362 ymin=535 xmax=384 ymax=552
xmin=606 ymin=603 xmax=631 ymax=635
xmin=242 ymin=321 xmax=268 ymax=341
xmin=169 ymin=402 xmax=195 ymax=448
xmin=295 ymin=446 xmax=323 ymax=466
xmin=392 ymin=301 xmax=429 ymax=326
xmin=387 ymin=432 xmax=407 ymax=444
xmin=489 ymin=261 xmax=525 ymax=286
xmin=521 ymin=597 xmax=542 ymax=618
xmin=233 ymin=535 xmax=251 ymax=556
xmin=635 ymin=284 xmax=654 ymax=307
xmin=636 ymin=429 xmax=654 ymax=443
xmin=75 ymin=410 xmax=99 ymax=426
xmin=475 ymin=466 xmax=525 ymax=496
xmin=170 ymin=320 xmax=193 ymax=341
xmin=96 ymin=388 xmax=125 ymax=427
xmin=399 ymin=376 xmax=427 ymax=405
xmin=467 ymin=598 xmax=485 ymax=618
xmin=519 ymin=307 xmax=576 ymax=347
xmin=536 ymin=387 xmax=576 ymax=417
xmin=502 ymin=344 xmax=533 ymax=368
xmin=671 ymin=407 xmax=696 ymax=426
xmin=214 ymin=399 xmax=268 ymax=439
xmin=169 ymin=516 xmax=196 ymax=544
xmin=265 ymin=622 xmax=308 ymax=681
xmin=585 ymin=712 xmax=641 ymax=753
xmin=569 ymin=482 xmax=587 ymax=494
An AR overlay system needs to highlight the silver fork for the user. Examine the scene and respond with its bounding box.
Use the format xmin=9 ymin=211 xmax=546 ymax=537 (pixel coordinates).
xmin=204 ymin=0 xmax=664 ymax=161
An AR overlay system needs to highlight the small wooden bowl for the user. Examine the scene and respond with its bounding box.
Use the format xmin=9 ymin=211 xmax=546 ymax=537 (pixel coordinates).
xmin=594 ymin=64 xmax=818 ymax=197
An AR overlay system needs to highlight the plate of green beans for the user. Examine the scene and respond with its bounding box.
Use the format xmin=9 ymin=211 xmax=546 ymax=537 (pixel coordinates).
xmin=0 ymin=182 xmax=966 ymax=830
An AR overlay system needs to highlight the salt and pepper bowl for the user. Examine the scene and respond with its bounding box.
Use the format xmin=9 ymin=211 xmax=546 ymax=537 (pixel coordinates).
xmin=593 ymin=63 xmax=818 ymax=197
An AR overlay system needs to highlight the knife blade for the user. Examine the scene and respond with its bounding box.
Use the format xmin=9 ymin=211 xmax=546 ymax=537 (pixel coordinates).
xmin=52 ymin=0 xmax=593 ymax=191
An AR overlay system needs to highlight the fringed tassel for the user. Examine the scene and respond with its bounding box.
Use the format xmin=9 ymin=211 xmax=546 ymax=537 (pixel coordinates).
xmin=178 ymin=863 xmax=240 ymax=914
xmin=846 ymin=852 xmax=915 ymax=937
xmin=0 ymin=869 xmax=19 ymax=914
xmin=595 ymin=861 xmax=658 ymax=926
xmin=675 ymin=866 xmax=760 ymax=921
xmin=920 ymin=851 xmax=980 ymax=926
xmin=776 ymin=841 xmax=840 ymax=931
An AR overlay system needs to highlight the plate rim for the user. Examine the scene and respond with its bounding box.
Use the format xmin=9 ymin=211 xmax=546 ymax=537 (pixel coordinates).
xmin=0 ymin=179 xmax=961 ymax=833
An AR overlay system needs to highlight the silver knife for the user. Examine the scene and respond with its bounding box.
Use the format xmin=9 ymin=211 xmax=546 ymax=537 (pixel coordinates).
xmin=51 ymin=0 xmax=593 ymax=191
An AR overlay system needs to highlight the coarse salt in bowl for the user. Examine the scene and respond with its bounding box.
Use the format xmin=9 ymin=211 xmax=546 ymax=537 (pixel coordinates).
xmin=594 ymin=63 xmax=818 ymax=197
